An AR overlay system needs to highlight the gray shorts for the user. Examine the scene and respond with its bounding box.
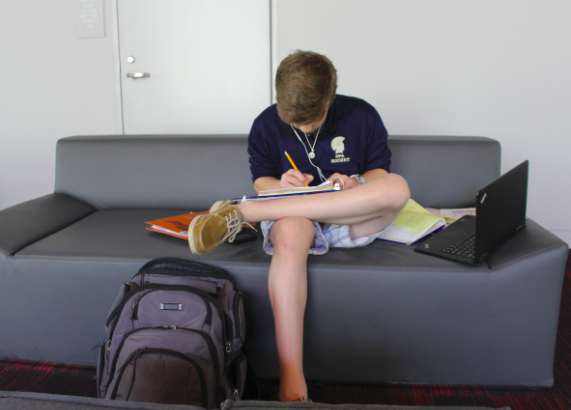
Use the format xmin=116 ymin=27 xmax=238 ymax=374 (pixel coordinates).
xmin=260 ymin=220 xmax=387 ymax=255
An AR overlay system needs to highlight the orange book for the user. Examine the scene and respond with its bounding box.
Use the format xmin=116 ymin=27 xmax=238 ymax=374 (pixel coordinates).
xmin=146 ymin=211 xmax=209 ymax=240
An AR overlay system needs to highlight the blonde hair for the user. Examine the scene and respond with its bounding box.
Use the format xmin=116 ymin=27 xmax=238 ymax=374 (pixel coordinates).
xmin=275 ymin=50 xmax=337 ymax=125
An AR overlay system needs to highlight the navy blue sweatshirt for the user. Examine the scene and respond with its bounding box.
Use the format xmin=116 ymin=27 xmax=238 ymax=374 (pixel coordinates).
xmin=247 ymin=95 xmax=391 ymax=186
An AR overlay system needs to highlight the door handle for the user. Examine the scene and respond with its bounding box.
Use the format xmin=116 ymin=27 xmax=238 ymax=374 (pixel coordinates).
xmin=126 ymin=71 xmax=150 ymax=80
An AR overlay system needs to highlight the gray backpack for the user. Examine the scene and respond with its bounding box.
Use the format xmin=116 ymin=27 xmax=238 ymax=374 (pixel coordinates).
xmin=95 ymin=258 xmax=252 ymax=409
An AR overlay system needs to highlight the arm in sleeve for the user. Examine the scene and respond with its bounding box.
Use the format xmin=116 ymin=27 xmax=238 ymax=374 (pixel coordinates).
xmin=364 ymin=109 xmax=391 ymax=173
xmin=247 ymin=120 xmax=281 ymax=183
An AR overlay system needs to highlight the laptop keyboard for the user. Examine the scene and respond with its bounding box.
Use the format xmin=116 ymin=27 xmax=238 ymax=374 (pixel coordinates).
xmin=442 ymin=234 xmax=475 ymax=259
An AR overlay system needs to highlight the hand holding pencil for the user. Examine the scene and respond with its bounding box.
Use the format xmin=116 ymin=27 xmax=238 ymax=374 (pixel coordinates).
xmin=282 ymin=151 xmax=312 ymax=188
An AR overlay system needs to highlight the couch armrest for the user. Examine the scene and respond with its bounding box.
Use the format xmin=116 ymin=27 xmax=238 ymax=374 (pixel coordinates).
xmin=486 ymin=218 xmax=569 ymax=270
xmin=0 ymin=193 xmax=96 ymax=256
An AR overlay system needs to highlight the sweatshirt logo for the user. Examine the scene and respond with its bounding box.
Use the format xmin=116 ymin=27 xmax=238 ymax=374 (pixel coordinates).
xmin=330 ymin=136 xmax=350 ymax=163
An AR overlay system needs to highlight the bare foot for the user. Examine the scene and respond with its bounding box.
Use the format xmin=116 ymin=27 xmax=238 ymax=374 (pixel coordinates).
xmin=278 ymin=376 xmax=308 ymax=402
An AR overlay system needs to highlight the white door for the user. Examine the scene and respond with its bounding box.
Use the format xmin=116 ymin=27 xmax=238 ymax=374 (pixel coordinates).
xmin=117 ymin=0 xmax=271 ymax=134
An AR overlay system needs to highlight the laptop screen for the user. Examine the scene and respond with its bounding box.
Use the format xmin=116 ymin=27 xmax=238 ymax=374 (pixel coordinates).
xmin=474 ymin=160 xmax=528 ymax=260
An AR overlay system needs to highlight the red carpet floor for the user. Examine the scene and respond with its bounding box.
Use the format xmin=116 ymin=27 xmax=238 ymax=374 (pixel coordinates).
xmin=1 ymin=252 xmax=570 ymax=409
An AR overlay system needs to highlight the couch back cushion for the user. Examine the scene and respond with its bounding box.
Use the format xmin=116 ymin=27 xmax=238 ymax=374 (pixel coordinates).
xmin=55 ymin=135 xmax=500 ymax=210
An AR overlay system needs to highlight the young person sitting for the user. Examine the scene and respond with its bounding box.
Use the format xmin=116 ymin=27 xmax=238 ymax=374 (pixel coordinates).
xmin=188 ymin=50 xmax=410 ymax=403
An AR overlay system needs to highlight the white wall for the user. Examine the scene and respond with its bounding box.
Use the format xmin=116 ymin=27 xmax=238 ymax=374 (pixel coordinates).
xmin=275 ymin=0 xmax=571 ymax=244
xmin=1 ymin=0 xmax=570 ymax=244
xmin=0 ymin=0 xmax=120 ymax=210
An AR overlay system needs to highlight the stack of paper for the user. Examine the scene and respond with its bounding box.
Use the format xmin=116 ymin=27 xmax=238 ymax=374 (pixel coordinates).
xmin=425 ymin=207 xmax=476 ymax=224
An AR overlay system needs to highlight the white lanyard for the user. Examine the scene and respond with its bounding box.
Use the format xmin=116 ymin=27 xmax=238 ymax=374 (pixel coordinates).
xmin=290 ymin=125 xmax=327 ymax=183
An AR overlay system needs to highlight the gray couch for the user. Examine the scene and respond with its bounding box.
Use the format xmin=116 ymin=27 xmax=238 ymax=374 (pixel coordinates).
xmin=0 ymin=135 xmax=567 ymax=387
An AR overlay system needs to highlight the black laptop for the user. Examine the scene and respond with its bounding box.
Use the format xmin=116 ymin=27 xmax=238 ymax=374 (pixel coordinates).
xmin=414 ymin=160 xmax=529 ymax=265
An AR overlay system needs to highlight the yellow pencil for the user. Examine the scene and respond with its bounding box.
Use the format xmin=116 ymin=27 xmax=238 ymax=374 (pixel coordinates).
xmin=284 ymin=151 xmax=308 ymax=187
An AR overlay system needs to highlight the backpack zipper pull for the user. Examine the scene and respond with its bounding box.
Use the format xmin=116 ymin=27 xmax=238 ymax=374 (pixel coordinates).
xmin=132 ymin=301 xmax=139 ymax=320
xmin=124 ymin=281 xmax=138 ymax=293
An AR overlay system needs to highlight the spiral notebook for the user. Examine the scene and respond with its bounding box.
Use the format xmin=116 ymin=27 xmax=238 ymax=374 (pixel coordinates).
xmin=236 ymin=180 xmax=340 ymax=202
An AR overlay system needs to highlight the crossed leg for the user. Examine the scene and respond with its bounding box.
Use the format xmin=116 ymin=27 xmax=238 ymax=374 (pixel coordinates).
xmin=252 ymin=173 xmax=410 ymax=402
xmin=238 ymin=173 xmax=410 ymax=237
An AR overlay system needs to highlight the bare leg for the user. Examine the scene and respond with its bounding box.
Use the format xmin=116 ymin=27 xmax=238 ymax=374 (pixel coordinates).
xmin=239 ymin=173 xmax=410 ymax=239
xmin=268 ymin=217 xmax=315 ymax=402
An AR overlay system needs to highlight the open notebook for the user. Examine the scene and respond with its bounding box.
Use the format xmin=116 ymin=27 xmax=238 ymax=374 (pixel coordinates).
xmin=377 ymin=199 xmax=447 ymax=245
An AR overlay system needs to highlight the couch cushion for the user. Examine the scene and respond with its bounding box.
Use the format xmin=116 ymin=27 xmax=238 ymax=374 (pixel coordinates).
xmin=16 ymin=209 xmax=489 ymax=272
xmin=54 ymin=135 xmax=500 ymax=210
xmin=55 ymin=136 xmax=258 ymax=211
xmin=388 ymin=136 xmax=500 ymax=208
